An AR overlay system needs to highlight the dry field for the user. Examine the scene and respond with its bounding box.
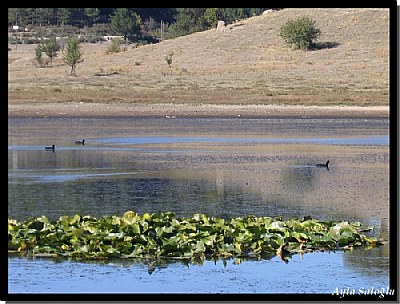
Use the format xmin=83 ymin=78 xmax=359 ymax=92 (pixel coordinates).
xmin=8 ymin=8 xmax=390 ymax=117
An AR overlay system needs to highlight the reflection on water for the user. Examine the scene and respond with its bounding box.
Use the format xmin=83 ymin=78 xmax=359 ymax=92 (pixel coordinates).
xmin=343 ymin=244 xmax=390 ymax=279
xmin=8 ymin=246 xmax=390 ymax=294
xmin=8 ymin=117 xmax=391 ymax=294
xmin=9 ymin=168 xmax=144 ymax=183
xmin=7 ymin=152 xmax=389 ymax=231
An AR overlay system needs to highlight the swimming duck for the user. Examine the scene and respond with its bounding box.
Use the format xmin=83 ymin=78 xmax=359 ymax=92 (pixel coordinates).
xmin=44 ymin=145 xmax=55 ymax=151
xmin=75 ymin=139 xmax=85 ymax=145
xmin=316 ymin=160 xmax=330 ymax=171
xmin=316 ymin=160 xmax=330 ymax=168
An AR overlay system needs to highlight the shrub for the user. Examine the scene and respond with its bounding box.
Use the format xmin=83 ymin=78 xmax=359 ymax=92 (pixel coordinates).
xmin=165 ymin=51 xmax=174 ymax=75
xmin=107 ymin=39 xmax=121 ymax=53
xmin=280 ymin=15 xmax=321 ymax=51
xmin=165 ymin=51 xmax=173 ymax=67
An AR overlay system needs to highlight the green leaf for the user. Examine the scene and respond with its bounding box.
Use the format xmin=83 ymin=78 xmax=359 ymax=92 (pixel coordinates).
xmin=203 ymin=234 xmax=217 ymax=246
xmin=106 ymin=232 xmax=125 ymax=240
xmin=140 ymin=220 xmax=149 ymax=232
xmin=8 ymin=212 xmax=385 ymax=260
xmin=84 ymin=225 xmax=99 ymax=234
xmin=269 ymin=221 xmax=286 ymax=230
xmin=194 ymin=240 xmax=205 ymax=253
xmin=122 ymin=211 xmax=139 ymax=225
xmin=111 ymin=216 xmax=121 ymax=226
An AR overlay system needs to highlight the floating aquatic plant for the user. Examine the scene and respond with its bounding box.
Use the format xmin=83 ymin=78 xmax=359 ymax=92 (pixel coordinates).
xmin=8 ymin=211 xmax=385 ymax=263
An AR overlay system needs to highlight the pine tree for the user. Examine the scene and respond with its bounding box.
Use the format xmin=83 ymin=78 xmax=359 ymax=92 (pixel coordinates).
xmin=64 ymin=36 xmax=82 ymax=76
xmin=109 ymin=8 xmax=141 ymax=42
xmin=43 ymin=36 xmax=60 ymax=66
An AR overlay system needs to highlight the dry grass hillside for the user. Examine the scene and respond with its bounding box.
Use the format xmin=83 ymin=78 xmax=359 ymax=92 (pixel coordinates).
xmin=8 ymin=8 xmax=389 ymax=108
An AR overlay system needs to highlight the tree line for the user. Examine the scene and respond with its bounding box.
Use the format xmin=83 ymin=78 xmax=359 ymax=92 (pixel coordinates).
xmin=8 ymin=8 xmax=267 ymax=41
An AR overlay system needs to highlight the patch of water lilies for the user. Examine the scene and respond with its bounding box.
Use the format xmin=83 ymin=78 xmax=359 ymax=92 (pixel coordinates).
xmin=8 ymin=211 xmax=384 ymax=263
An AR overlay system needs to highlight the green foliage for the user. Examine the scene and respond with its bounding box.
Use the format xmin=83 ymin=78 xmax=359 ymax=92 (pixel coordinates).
xmin=204 ymin=8 xmax=223 ymax=27
xmin=41 ymin=36 xmax=60 ymax=66
xmin=84 ymin=8 xmax=100 ymax=26
xmin=34 ymin=45 xmax=44 ymax=67
xmin=166 ymin=8 xmax=207 ymax=39
xmin=44 ymin=36 xmax=60 ymax=62
xmin=280 ymin=15 xmax=321 ymax=51
xmin=58 ymin=8 xmax=71 ymax=26
xmin=220 ymin=8 xmax=246 ymax=23
xmin=107 ymin=39 xmax=121 ymax=53
xmin=63 ymin=36 xmax=82 ymax=75
xmin=109 ymin=8 xmax=141 ymax=42
xmin=165 ymin=8 xmax=265 ymax=39
xmin=34 ymin=36 xmax=60 ymax=67
xmin=165 ymin=51 xmax=173 ymax=67
xmin=7 ymin=8 xmax=264 ymax=31
xmin=164 ymin=51 xmax=174 ymax=75
xmin=8 ymin=212 xmax=384 ymax=262
xmin=8 ymin=8 xmax=266 ymax=44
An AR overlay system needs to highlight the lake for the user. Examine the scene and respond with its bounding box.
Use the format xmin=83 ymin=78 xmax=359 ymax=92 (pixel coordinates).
xmin=8 ymin=116 xmax=391 ymax=296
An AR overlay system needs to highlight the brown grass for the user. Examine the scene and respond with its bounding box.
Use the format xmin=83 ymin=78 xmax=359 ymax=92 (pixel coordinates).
xmin=8 ymin=8 xmax=389 ymax=109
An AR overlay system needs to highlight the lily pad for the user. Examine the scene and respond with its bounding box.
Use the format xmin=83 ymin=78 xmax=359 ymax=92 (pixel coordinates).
xmin=8 ymin=211 xmax=385 ymax=262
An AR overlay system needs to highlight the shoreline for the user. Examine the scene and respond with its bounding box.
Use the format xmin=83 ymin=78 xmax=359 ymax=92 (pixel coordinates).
xmin=8 ymin=103 xmax=389 ymax=119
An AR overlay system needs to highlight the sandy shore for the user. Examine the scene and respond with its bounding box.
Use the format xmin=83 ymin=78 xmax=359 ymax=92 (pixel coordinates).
xmin=8 ymin=103 xmax=389 ymax=118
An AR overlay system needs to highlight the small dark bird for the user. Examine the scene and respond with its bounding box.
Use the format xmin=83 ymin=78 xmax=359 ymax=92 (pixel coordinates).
xmin=44 ymin=145 xmax=55 ymax=151
xmin=301 ymin=215 xmax=312 ymax=221
xmin=316 ymin=160 xmax=330 ymax=168
xmin=75 ymin=139 xmax=85 ymax=145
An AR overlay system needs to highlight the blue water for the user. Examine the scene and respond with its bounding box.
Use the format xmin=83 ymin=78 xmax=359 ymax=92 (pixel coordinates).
xmin=7 ymin=117 xmax=391 ymax=296
xmin=8 ymin=246 xmax=390 ymax=294
xmin=94 ymin=135 xmax=389 ymax=146
xmin=7 ymin=135 xmax=389 ymax=155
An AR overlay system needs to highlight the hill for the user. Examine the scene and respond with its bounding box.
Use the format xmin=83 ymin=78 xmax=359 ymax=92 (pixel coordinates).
xmin=8 ymin=8 xmax=390 ymax=117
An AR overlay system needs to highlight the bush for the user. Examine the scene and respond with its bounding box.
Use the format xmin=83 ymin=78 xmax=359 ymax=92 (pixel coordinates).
xmin=165 ymin=51 xmax=173 ymax=67
xmin=107 ymin=39 xmax=121 ymax=53
xmin=280 ymin=15 xmax=321 ymax=51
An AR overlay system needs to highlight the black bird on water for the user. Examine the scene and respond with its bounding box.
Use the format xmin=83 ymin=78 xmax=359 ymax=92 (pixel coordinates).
xmin=316 ymin=160 xmax=330 ymax=170
xmin=75 ymin=139 xmax=85 ymax=145
xmin=45 ymin=145 xmax=55 ymax=151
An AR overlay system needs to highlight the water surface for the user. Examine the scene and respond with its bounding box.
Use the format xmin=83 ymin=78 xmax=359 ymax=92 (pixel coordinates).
xmin=8 ymin=117 xmax=391 ymax=295
xmin=9 ymin=246 xmax=389 ymax=294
